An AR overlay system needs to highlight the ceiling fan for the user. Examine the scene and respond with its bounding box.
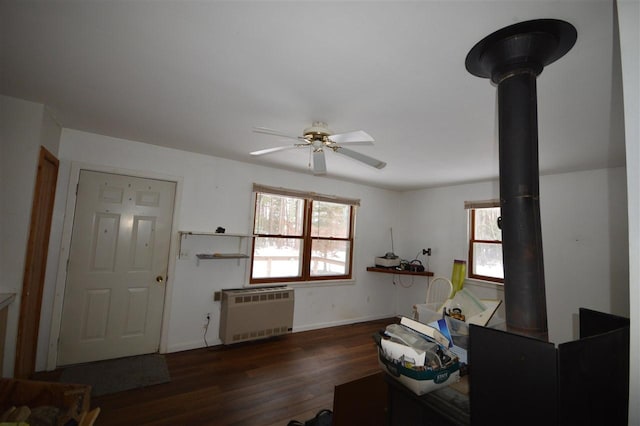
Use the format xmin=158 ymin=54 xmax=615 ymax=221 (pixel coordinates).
xmin=250 ymin=121 xmax=386 ymax=175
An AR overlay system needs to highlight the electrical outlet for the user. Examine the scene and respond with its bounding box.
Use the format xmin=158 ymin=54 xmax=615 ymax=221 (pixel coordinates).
xmin=203 ymin=313 xmax=211 ymax=330
xmin=213 ymin=291 xmax=221 ymax=301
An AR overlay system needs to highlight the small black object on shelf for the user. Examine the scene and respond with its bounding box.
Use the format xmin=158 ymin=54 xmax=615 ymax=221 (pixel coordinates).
xmin=215 ymin=226 xmax=225 ymax=233
xmin=406 ymin=259 xmax=424 ymax=272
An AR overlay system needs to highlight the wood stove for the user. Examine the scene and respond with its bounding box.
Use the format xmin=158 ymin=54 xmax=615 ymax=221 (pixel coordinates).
xmin=465 ymin=20 xmax=630 ymax=425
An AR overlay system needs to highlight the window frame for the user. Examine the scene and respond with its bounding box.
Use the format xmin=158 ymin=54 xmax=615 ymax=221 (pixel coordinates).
xmin=467 ymin=201 xmax=504 ymax=284
xmin=249 ymin=185 xmax=357 ymax=285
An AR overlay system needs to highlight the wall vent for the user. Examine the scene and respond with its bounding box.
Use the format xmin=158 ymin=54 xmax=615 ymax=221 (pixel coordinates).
xmin=219 ymin=287 xmax=294 ymax=344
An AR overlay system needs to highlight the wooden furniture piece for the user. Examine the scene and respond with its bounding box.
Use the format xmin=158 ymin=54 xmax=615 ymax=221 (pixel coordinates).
xmin=333 ymin=371 xmax=470 ymax=426
xmin=333 ymin=372 xmax=388 ymax=426
xmin=385 ymin=374 xmax=470 ymax=426
xmin=366 ymin=266 xmax=433 ymax=277
xmin=0 ymin=378 xmax=98 ymax=425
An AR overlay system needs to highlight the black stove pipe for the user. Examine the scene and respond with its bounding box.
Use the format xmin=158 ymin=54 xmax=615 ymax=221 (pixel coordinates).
xmin=466 ymin=20 xmax=577 ymax=340
xmin=498 ymin=70 xmax=548 ymax=339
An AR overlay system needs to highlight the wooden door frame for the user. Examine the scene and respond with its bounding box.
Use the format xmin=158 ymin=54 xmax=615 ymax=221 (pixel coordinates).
xmin=47 ymin=162 xmax=182 ymax=370
xmin=15 ymin=146 xmax=59 ymax=378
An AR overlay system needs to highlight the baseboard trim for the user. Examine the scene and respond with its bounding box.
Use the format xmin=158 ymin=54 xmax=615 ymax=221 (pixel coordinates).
xmin=166 ymin=313 xmax=395 ymax=353
xmin=293 ymin=313 xmax=395 ymax=333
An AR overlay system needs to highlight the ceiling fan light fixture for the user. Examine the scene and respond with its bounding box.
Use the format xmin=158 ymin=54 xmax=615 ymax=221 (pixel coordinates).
xmin=312 ymin=149 xmax=327 ymax=175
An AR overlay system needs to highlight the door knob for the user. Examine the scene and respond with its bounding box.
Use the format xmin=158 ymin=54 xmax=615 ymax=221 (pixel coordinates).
xmin=156 ymin=275 xmax=164 ymax=283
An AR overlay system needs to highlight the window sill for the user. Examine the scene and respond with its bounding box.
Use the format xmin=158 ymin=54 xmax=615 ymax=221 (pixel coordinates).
xmin=245 ymin=278 xmax=355 ymax=289
xmin=465 ymin=278 xmax=504 ymax=290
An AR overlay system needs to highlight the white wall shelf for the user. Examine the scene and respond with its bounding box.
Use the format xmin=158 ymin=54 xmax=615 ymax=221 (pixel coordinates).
xmin=179 ymin=231 xmax=253 ymax=238
xmin=196 ymin=253 xmax=250 ymax=260
xmin=178 ymin=231 xmax=254 ymax=262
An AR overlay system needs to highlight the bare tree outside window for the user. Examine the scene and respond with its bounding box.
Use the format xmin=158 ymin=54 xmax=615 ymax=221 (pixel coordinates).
xmin=251 ymin=190 xmax=355 ymax=284
xmin=469 ymin=207 xmax=504 ymax=283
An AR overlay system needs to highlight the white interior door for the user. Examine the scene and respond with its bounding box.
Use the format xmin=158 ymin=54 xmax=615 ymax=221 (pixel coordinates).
xmin=58 ymin=170 xmax=176 ymax=366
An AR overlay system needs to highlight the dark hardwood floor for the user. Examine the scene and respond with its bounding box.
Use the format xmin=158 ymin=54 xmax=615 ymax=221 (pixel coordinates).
xmin=40 ymin=317 xmax=394 ymax=425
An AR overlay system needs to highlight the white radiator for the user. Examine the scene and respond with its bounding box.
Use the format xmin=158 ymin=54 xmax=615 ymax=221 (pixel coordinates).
xmin=219 ymin=287 xmax=294 ymax=344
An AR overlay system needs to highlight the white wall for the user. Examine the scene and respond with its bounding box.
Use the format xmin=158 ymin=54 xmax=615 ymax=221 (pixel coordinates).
xmin=617 ymin=0 xmax=639 ymax=423
xmin=0 ymin=95 xmax=60 ymax=376
xmin=398 ymin=167 xmax=629 ymax=345
xmin=542 ymin=168 xmax=628 ymax=343
xmin=394 ymin=180 xmax=502 ymax=319
xmin=46 ymin=128 xmax=402 ymax=364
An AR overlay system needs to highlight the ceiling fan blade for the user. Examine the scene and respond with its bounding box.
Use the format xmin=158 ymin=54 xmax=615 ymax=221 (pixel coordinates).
xmin=328 ymin=130 xmax=374 ymax=144
xmin=331 ymin=141 xmax=374 ymax=147
xmin=313 ymin=150 xmax=327 ymax=175
xmin=250 ymin=145 xmax=297 ymax=156
xmin=253 ymin=127 xmax=302 ymax=141
xmin=335 ymin=147 xmax=386 ymax=169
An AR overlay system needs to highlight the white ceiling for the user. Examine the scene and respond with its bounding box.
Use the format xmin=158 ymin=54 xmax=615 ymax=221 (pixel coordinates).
xmin=1 ymin=1 xmax=625 ymax=191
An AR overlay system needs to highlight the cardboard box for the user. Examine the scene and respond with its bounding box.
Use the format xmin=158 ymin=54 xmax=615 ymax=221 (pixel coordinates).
xmin=377 ymin=347 xmax=461 ymax=395
xmin=374 ymin=256 xmax=400 ymax=267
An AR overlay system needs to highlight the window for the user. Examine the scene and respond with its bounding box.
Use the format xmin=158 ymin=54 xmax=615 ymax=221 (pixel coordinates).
xmin=466 ymin=200 xmax=503 ymax=283
xmin=250 ymin=184 xmax=358 ymax=284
